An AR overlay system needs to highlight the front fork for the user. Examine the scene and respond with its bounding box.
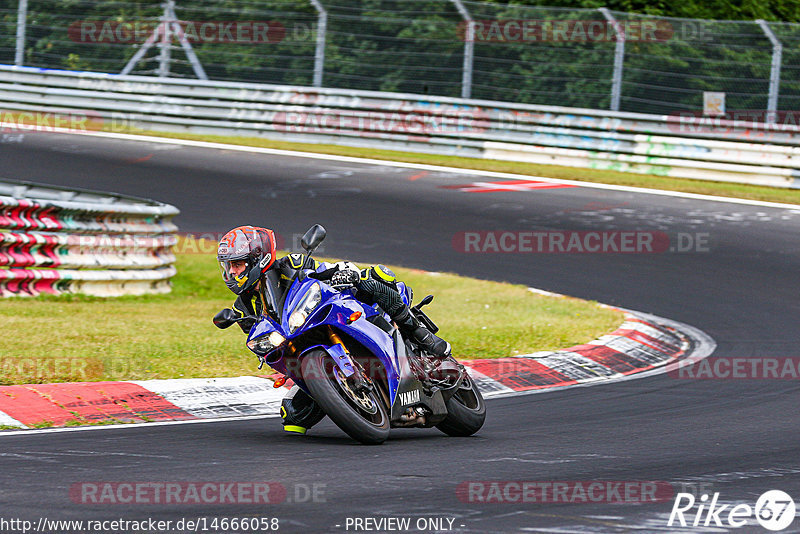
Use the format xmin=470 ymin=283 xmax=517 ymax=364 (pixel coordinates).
xmin=327 ymin=326 xmax=374 ymax=393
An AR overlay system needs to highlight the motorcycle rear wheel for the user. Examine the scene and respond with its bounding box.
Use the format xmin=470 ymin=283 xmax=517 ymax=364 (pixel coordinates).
xmin=435 ymin=372 xmax=486 ymax=437
xmin=301 ymin=350 xmax=390 ymax=445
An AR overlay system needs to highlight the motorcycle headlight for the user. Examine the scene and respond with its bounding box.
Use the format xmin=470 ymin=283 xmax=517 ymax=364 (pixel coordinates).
xmin=247 ymin=331 xmax=286 ymax=355
xmin=288 ymin=282 xmax=322 ymax=333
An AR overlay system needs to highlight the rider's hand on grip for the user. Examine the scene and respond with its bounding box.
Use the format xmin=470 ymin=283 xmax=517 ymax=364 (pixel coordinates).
xmin=330 ymin=269 xmax=360 ymax=287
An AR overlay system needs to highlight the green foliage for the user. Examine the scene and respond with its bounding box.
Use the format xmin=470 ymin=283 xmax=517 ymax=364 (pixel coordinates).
xmin=1 ymin=0 xmax=797 ymax=113
xmin=495 ymin=0 xmax=799 ymax=21
xmin=30 ymin=420 xmax=54 ymax=428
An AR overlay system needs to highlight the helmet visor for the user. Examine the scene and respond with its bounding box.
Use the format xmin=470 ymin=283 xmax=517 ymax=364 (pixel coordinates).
xmin=219 ymin=258 xmax=250 ymax=286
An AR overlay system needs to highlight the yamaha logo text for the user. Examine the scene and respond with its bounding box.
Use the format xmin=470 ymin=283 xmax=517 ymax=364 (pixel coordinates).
xmin=399 ymin=389 xmax=420 ymax=406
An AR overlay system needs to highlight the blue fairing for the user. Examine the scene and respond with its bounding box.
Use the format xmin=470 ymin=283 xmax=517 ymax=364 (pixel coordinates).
xmin=246 ymin=271 xmax=401 ymax=402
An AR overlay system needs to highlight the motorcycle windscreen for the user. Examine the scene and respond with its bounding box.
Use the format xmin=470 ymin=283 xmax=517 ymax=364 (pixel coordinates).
xmin=259 ymin=269 xmax=283 ymax=320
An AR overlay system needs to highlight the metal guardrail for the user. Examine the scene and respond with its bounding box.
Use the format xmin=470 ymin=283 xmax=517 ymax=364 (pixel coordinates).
xmin=1 ymin=65 xmax=798 ymax=189
xmin=0 ymin=179 xmax=179 ymax=297
xmin=6 ymin=0 xmax=800 ymax=116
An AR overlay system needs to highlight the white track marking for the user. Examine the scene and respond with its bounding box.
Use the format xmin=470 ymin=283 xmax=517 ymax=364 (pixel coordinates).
xmin=0 ymin=411 xmax=26 ymax=429
xmin=0 ymin=413 xmax=278 ymax=437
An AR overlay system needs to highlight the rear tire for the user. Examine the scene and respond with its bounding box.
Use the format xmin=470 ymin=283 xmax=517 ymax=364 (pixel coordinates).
xmin=301 ymin=350 xmax=390 ymax=445
xmin=435 ymin=373 xmax=486 ymax=437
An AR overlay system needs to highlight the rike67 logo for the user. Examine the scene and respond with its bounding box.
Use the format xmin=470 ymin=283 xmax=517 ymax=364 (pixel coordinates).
xmin=668 ymin=490 xmax=796 ymax=531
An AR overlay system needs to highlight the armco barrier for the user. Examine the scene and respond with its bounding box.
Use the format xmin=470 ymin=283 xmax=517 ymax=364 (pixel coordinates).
xmin=1 ymin=65 xmax=799 ymax=188
xmin=0 ymin=180 xmax=179 ymax=297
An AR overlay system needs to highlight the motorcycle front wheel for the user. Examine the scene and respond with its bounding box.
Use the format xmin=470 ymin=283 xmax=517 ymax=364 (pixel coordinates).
xmin=301 ymin=349 xmax=390 ymax=445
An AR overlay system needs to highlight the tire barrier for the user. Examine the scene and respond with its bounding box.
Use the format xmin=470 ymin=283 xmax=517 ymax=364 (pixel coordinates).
xmin=0 ymin=179 xmax=179 ymax=297
xmin=1 ymin=65 xmax=799 ymax=189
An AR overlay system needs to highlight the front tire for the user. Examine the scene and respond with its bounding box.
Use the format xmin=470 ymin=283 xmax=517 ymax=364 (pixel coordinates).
xmin=301 ymin=350 xmax=390 ymax=445
xmin=435 ymin=372 xmax=486 ymax=437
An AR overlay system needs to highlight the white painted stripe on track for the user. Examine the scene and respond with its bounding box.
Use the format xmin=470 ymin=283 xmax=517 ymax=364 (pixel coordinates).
xmin=0 ymin=413 xmax=278 ymax=437
xmin=17 ymin=125 xmax=800 ymax=211
xmin=463 ymin=366 xmax=515 ymax=398
xmin=0 ymin=410 xmax=26 ymax=429
xmin=132 ymin=376 xmax=286 ymax=418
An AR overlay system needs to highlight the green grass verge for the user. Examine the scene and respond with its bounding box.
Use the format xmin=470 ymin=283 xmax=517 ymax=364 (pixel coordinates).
xmin=30 ymin=420 xmax=54 ymax=428
xmin=0 ymin=419 xmax=139 ymax=430
xmin=138 ymin=130 xmax=800 ymax=205
xmin=0 ymin=241 xmax=622 ymax=385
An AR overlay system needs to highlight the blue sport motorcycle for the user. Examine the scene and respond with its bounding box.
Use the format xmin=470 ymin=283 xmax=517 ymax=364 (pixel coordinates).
xmin=214 ymin=225 xmax=485 ymax=444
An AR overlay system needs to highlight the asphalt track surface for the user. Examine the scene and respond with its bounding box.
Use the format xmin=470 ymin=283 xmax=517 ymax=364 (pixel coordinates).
xmin=1 ymin=132 xmax=799 ymax=533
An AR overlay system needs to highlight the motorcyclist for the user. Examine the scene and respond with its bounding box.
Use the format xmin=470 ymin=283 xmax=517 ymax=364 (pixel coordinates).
xmin=215 ymin=225 xmax=451 ymax=434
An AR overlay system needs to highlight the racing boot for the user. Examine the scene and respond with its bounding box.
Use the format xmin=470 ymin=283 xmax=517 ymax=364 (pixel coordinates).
xmin=393 ymin=307 xmax=451 ymax=359
xmin=280 ymin=385 xmax=326 ymax=434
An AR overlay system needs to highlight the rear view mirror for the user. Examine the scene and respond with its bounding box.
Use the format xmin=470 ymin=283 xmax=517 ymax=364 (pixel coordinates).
xmin=213 ymin=308 xmax=239 ymax=329
xmin=301 ymin=224 xmax=326 ymax=252
xmin=413 ymin=295 xmax=434 ymax=311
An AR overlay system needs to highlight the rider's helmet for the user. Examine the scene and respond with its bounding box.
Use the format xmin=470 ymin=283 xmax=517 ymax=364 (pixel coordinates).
xmin=217 ymin=226 xmax=277 ymax=295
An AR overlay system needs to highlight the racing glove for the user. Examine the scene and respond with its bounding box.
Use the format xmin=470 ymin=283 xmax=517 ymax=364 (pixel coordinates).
xmin=330 ymin=269 xmax=360 ymax=286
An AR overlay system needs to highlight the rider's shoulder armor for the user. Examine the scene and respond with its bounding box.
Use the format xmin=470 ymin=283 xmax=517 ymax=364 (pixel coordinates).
xmin=280 ymin=253 xmax=318 ymax=274
xmin=286 ymin=253 xmax=308 ymax=269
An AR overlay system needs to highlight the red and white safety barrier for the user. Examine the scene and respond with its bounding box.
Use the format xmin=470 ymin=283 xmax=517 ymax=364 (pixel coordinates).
xmin=0 ymin=179 xmax=179 ymax=297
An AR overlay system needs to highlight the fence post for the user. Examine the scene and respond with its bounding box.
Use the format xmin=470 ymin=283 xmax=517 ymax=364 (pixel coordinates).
xmin=599 ymin=8 xmax=624 ymax=112
xmin=756 ymin=19 xmax=782 ymax=123
xmin=122 ymin=1 xmax=207 ymax=79
xmin=167 ymin=1 xmax=207 ymax=80
xmin=15 ymin=0 xmax=28 ymax=66
xmin=157 ymin=0 xmax=173 ymax=77
xmin=310 ymin=0 xmax=327 ymax=87
xmin=450 ymin=0 xmax=474 ymax=99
